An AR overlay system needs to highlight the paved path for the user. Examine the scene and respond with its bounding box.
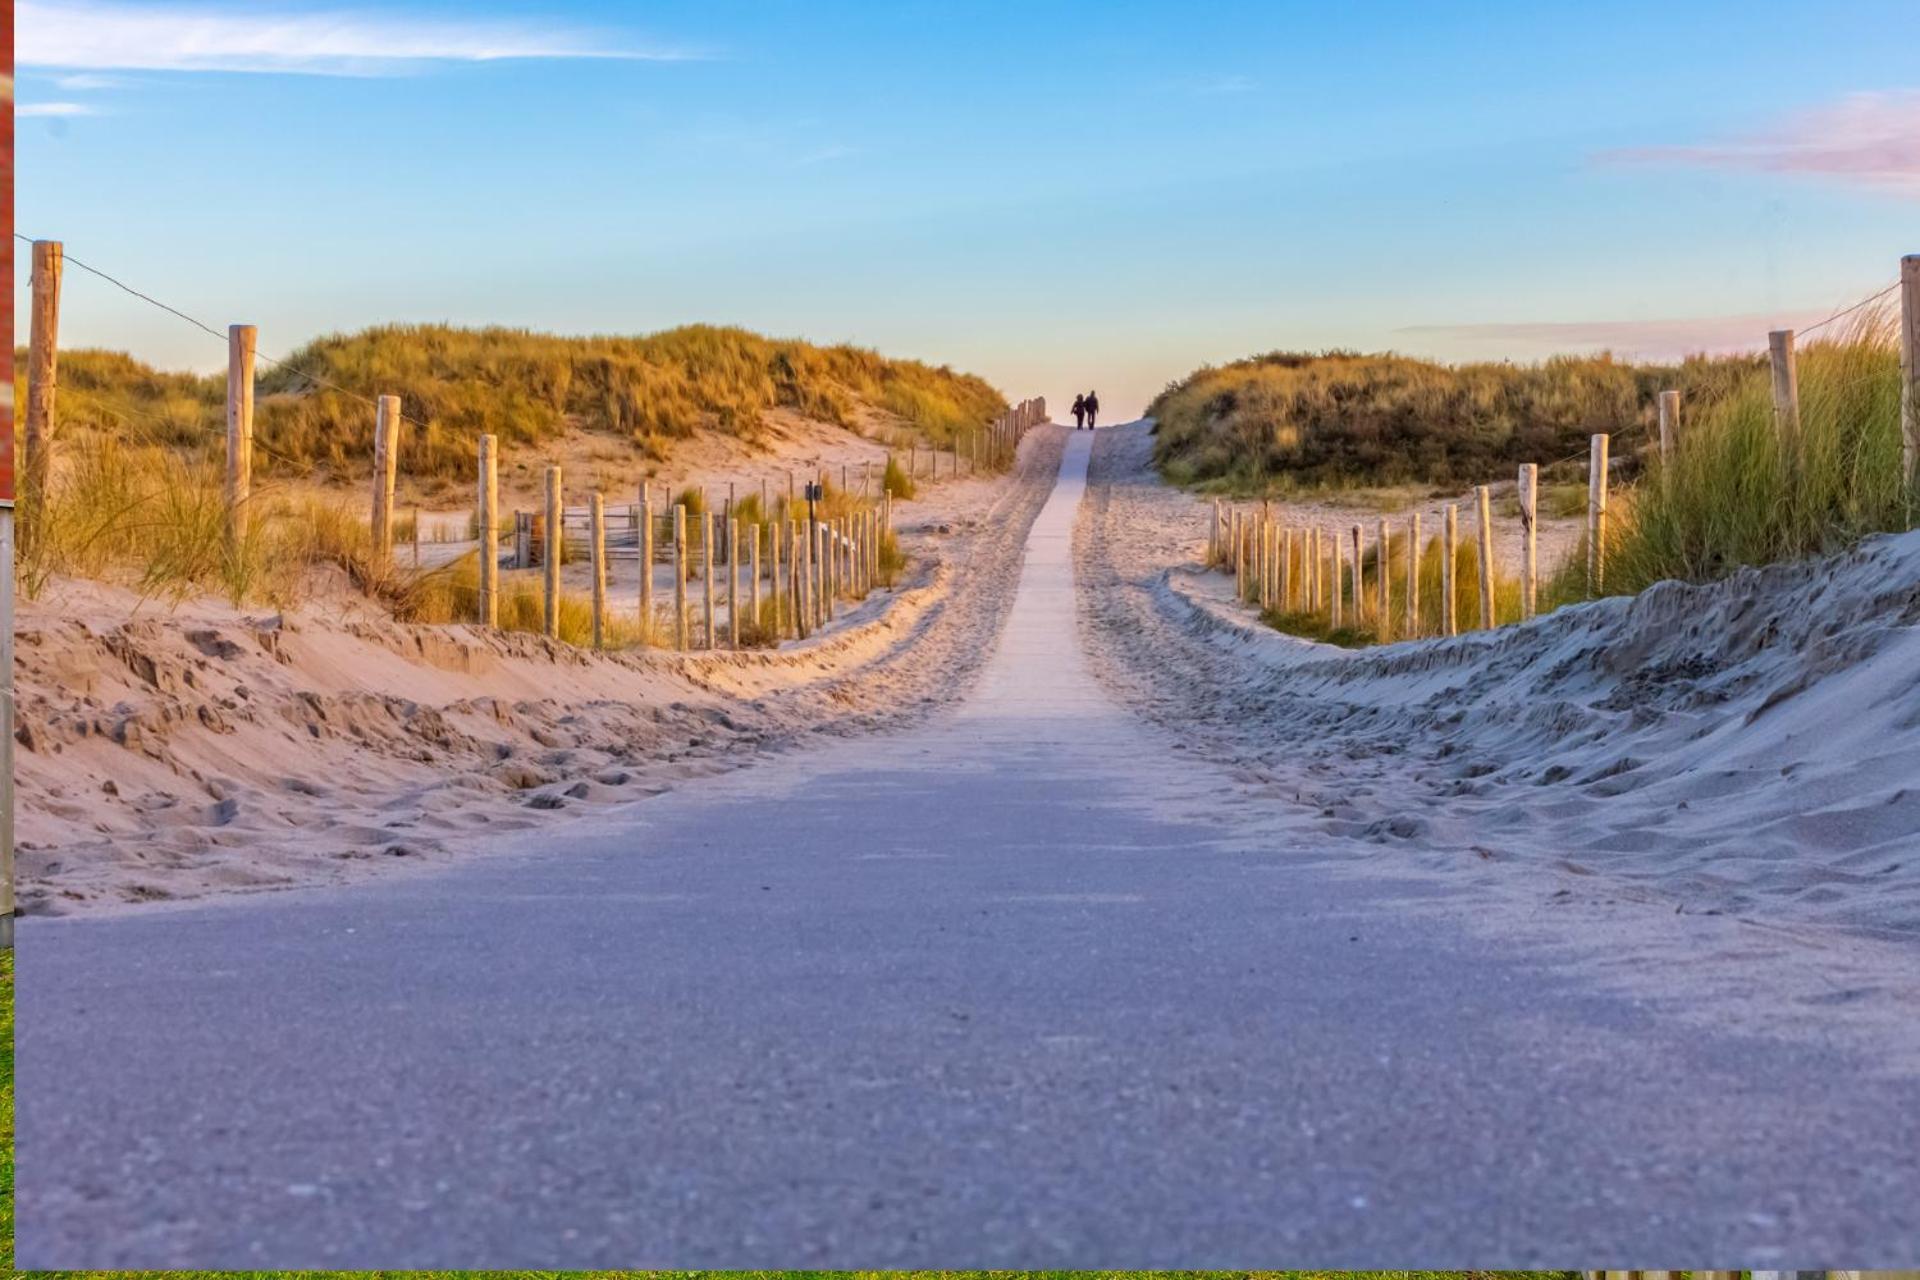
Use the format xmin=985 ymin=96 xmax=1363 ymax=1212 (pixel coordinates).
xmin=18 ymin=431 xmax=1920 ymax=1267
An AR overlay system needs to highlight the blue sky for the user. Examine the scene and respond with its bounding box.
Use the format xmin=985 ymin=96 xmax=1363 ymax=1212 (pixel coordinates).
xmin=14 ymin=0 xmax=1920 ymax=417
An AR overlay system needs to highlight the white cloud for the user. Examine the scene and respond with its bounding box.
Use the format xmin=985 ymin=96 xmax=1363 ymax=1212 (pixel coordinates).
xmin=1600 ymin=90 xmax=1920 ymax=198
xmin=53 ymin=72 xmax=132 ymax=89
xmin=18 ymin=101 xmax=103 ymax=116
xmin=17 ymin=0 xmax=705 ymax=76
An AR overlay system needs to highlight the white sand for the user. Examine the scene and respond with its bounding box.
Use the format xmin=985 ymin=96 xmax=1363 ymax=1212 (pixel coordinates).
xmin=1079 ymin=421 xmax=1920 ymax=942
xmin=15 ymin=422 xmax=1067 ymax=917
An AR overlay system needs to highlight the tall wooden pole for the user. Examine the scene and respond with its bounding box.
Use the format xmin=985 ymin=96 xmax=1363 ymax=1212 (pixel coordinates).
xmin=24 ymin=240 xmax=61 ymax=527
xmin=1587 ymin=434 xmax=1610 ymax=597
xmin=1518 ymin=462 xmax=1538 ymax=620
xmin=476 ymin=434 xmax=498 ymax=627
xmin=1901 ymin=255 xmax=1920 ymax=506
xmin=542 ymin=465 xmax=562 ymax=639
xmin=372 ymin=394 xmax=400 ymax=563
xmin=1443 ymin=503 xmax=1458 ymax=637
xmin=226 ymin=324 xmax=256 ymax=544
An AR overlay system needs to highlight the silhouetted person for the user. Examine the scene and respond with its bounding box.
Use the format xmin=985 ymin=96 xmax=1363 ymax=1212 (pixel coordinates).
xmin=1083 ymin=391 xmax=1100 ymax=429
xmin=1071 ymin=393 xmax=1087 ymax=430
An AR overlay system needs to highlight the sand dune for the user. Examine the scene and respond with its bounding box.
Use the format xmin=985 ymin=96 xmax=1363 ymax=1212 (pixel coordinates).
xmin=1079 ymin=420 xmax=1920 ymax=941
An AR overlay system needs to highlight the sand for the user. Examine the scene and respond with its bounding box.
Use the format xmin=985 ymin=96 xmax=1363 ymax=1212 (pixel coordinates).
xmin=1079 ymin=420 xmax=1920 ymax=942
xmin=14 ymin=420 xmax=1067 ymax=917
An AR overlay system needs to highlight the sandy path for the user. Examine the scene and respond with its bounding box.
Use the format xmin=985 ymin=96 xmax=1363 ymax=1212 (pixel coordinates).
xmin=17 ymin=430 xmax=1920 ymax=1267
xmin=14 ymin=427 xmax=1070 ymax=916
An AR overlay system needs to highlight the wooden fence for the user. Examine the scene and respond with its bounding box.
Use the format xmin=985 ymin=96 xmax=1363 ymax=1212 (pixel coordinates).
xmin=1205 ymin=253 xmax=1920 ymax=644
xmin=12 ymin=235 xmax=1048 ymax=654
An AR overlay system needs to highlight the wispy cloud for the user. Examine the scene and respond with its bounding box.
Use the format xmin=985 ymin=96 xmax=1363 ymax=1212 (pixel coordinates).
xmin=1400 ymin=312 xmax=1835 ymax=361
xmin=17 ymin=0 xmax=706 ymax=76
xmin=1599 ymin=90 xmax=1920 ymax=197
xmin=793 ymin=144 xmax=856 ymax=167
xmin=18 ymin=101 xmax=103 ymax=116
xmin=52 ymin=72 xmax=133 ymax=89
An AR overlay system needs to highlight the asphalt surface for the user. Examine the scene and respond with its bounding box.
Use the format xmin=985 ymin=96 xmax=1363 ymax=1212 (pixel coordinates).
xmin=17 ymin=430 xmax=1920 ymax=1267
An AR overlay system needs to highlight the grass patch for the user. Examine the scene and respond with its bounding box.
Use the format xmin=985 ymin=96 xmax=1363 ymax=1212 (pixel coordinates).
xmin=1606 ymin=314 xmax=1911 ymax=592
xmin=1152 ymin=348 xmax=1759 ymax=494
xmin=17 ymin=324 xmax=1007 ymax=487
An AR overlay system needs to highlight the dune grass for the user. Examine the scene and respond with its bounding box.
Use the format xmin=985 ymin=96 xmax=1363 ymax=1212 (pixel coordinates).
xmin=1604 ymin=313 xmax=1910 ymax=593
xmin=18 ymin=325 xmax=1007 ymax=488
xmin=1151 ymin=348 xmax=1760 ymax=494
xmin=1224 ymin=517 xmax=1575 ymax=649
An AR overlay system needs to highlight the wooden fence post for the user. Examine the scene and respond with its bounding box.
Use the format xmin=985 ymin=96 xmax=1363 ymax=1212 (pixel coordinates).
xmin=226 ymin=324 xmax=256 ymax=544
xmin=1406 ymin=512 xmax=1420 ymax=637
xmin=1336 ymin=529 xmax=1351 ymax=629
xmin=1307 ymin=527 xmax=1320 ymax=611
xmin=589 ymin=492 xmax=607 ymax=649
xmin=818 ymin=522 xmax=833 ymax=623
xmin=727 ymin=517 xmax=741 ymax=648
xmin=477 ymin=434 xmax=498 ymax=628
xmin=1658 ymin=389 xmax=1681 ymax=465
xmin=797 ymin=516 xmax=811 ymax=634
xmin=1518 ymin=462 xmax=1538 ymax=620
xmin=639 ymin=490 xmax=654 ymax=641
xmin=703 ymin=510 xmax=717 ymax=649
xmin=24 ymin=240 xmax=61 ymax=526
xmin=1587 ymin=433 xmax=1609 ymax=596
xmin=1475 ymin=484 xmax=1495 ymax=630
xmin=1443 ymin=503 xmax=1458 ymax=637
xmin=543 ymin=465 xmax=562 ymax=639
xmin=673 ymin=504 xmax=688 ymax=650
xmin=1278 ymin=526 xmax=1292 ymax=610
xmin=372 ymin=394 xmax=400 ymax=563
xmin=750 ymin=523 xmax=763 ymax=635
xmin=1902 ymin=255 xmax=1920 ymax=507
xmin=1769 ymin=328 xmax=1800 ymax=452
xmin=1349 ymin=525 xmax=1363 ymax=628
xmin=1376 ymin=517 xmax=1390 ymax=640
xmin=769 ymin=517 xmax=782 ymax=637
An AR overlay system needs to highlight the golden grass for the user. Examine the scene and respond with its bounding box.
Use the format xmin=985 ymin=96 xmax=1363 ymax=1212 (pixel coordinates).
xmin=17 ymin=324 xmax=1007 ymax=487
xmin=1151 ymin=348 xmax=1761 ymax=493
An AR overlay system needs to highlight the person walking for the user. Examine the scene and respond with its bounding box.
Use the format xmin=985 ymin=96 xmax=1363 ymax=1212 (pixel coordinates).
xmin=1083 ymin=390 xmax=1100 ymax=429
xmin=1071 ymin=393 xmax=1087 ymax=430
